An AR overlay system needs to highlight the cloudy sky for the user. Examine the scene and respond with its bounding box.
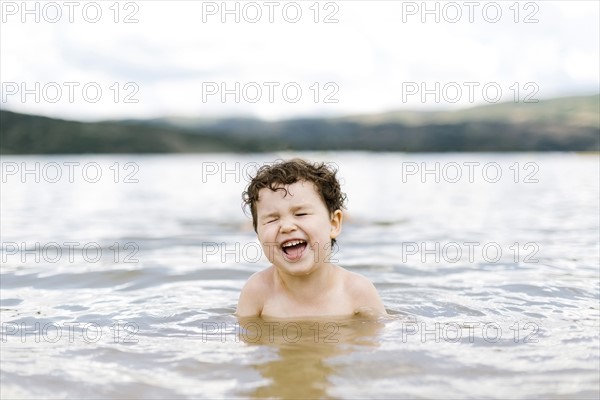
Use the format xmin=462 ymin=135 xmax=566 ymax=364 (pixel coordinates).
xmin=1 ymin=0 xmax=599 ymax=121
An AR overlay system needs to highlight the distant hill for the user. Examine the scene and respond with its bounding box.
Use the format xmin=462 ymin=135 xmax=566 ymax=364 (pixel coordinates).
xmin=1 ymin=95 xmax=598 ymax=154
xmin=338 ymin=94 xmax=600 ymax=127
xmin=0 ymin=111 xmax=248 ymax=154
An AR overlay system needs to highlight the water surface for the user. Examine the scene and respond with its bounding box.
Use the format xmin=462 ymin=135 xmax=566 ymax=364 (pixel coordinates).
xmin=1 ymin=152 xmax=598 ymax=398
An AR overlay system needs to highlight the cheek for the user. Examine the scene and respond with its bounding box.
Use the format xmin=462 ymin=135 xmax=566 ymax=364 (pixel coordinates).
xmin=259 ymin=240 xmax=279 ymax=262
xmin=257 ymin=226 xmax=276 ymax=247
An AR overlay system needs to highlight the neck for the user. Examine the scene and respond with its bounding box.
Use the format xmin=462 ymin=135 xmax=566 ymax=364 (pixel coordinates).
xmin=274 ymin=262 xmax=336 ymax=301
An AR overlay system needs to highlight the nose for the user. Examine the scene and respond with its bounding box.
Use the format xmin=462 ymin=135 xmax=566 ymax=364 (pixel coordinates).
xmin=279 ymin=216 xmax=297 ymax=233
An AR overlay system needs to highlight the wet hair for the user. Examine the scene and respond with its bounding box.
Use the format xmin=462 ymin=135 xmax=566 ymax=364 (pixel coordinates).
xmin=242 ymin=158 xmax=347 ymax=244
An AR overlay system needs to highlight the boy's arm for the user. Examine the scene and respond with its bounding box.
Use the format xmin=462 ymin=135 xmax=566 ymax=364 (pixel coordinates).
xmin=349 ymin=274 xmax=387 ymax=316
xmin=235 ymin=273 xmax=266 ymax=317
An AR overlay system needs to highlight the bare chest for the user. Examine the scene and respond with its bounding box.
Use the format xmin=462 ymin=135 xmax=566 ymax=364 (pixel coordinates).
xmin=261 ymin=288 xmax=356 ymax=318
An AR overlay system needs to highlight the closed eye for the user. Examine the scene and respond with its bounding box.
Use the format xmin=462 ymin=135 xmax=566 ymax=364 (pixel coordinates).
xmin=264 ymin=218 xmax=278 ymax=224
xmin=296 ymin=213 xmax=308 ymax=216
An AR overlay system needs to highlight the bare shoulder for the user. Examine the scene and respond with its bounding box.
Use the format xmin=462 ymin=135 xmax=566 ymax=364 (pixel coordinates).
xmin=340 ymin=267 xmax=375 ymax=292
xmin=340 ymin=267 xmax=387 ymax=315
xmin=236 ymin=267 xmax=274 ymax=317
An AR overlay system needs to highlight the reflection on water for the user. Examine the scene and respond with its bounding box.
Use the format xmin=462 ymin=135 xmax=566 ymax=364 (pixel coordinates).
xmin=237 ymin=316 xmax=384 ymax=399
xmin=1 ymin=152 xmax=599 ymax=398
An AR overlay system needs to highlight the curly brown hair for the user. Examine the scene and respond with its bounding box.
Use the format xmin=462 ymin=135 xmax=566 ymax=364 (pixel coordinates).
xmin=242 ymin=159 xmax=347 ymax=242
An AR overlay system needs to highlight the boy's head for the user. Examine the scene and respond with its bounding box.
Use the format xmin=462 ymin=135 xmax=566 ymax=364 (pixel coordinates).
xmin=242 ymin=159 xmax=346 ymax=245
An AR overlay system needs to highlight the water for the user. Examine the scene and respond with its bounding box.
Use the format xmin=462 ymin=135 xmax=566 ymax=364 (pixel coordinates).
xmin=1 ymin=152 xmax=598 ymax=399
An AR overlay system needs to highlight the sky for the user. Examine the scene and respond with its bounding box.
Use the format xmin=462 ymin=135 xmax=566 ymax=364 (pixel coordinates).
xmin=1 ymin=0 xmax=599 ymax=121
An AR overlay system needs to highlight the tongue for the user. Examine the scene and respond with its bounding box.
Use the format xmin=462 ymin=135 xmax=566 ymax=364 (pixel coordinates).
xmin=284 ymin=242 xmax=307 ymax=261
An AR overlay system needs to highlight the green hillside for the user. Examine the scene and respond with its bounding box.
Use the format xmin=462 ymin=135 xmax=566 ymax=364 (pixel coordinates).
xmin=0 ymin=111 xmax=246 ymax=154
xmin=337 ymin=95 xmax=600 ymax=127
xmin=1 ymin=94 xmax=598 ymax=154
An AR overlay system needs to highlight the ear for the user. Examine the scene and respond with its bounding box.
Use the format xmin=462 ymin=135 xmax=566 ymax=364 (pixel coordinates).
xmin=330 ymin=209 xmax=343 ymax=239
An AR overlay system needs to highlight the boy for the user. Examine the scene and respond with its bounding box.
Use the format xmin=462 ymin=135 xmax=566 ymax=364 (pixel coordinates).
xmin=236 ymin=159 xmax=387 ymax=318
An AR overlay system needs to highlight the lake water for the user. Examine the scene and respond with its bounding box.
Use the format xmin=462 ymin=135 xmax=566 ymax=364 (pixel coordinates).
xmin=1 ymin=152 xmax=599 ymax=399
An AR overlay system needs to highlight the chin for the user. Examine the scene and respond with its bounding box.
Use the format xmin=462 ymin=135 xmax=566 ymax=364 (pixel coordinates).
xmin=278 ymin=261 xmax=315 ymax=276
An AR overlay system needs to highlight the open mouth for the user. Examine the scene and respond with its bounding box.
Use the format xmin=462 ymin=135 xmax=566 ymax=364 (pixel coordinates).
xmin=281 ymin=239 xmax=307 ymax=261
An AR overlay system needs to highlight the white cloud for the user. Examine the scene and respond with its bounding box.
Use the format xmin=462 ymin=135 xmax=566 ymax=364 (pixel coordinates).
xmin=1 ymin=0 xmax=598 ymax=120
